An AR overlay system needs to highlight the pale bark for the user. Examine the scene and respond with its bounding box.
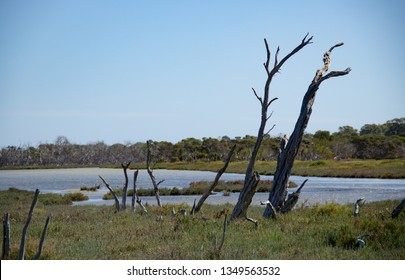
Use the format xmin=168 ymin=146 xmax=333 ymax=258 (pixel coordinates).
xmin=121 ymin=161 xmax=131 ymax=210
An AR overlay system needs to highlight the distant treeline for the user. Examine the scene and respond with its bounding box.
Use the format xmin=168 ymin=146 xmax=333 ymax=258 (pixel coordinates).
xmin=1 ymin=117 xmax=404 ymax=168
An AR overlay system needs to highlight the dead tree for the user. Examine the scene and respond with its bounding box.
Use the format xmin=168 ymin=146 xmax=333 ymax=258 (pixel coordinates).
xmin=121 ymin=161 xmax=131 ymax=210
xmin=263 ymin=41 xmax=351 ymax=218
xmin=132 ymin=170 xmax=148 ymax=215
xmin=194 ymin=144 xmax=236 ymax=213
xmin=146 ymin=140 xmax=164 ymax=207
xmin=230 ymin=34 xmax=313 ymax=221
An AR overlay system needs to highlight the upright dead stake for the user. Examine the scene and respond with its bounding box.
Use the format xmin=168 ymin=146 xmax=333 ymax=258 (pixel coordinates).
xmin=121 ymin=161 xmax=131 ymax=210
xmin=18 ymin=189 xmax=40 ymax=260
xmin=146 ymin=140 xmax=163 ymax=207
xmin=33 ymin=215 xmax=51 ymax=260
xmin=2 ymin=213 xmax=10 ymax=259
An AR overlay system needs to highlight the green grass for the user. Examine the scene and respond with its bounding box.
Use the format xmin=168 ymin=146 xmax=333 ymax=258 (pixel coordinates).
xmin=1 ymin=188 xmax=404 ymax=260
xmin=102 ymin=180 xmax=297 ymax=200
xmin=130 ymin=159 xmax=405 ymax=178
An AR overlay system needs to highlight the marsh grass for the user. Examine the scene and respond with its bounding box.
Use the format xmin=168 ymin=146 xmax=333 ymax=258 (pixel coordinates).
xmin=131 ymin=159 xmax=405 ymax=178
xmin=1 ymin=189 xmax=404 ymax=260
xmin=102 ymin=180 xmax=297 ymax=200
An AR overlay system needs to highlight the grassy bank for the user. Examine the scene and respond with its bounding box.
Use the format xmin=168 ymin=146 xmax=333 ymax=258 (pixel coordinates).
xmin=2 ymin=159 xmax=405 ymax=178
xmin=131 ymin=159 xmax=405 ymax=179
xmin=1 ymin=188 xmax=404 ymax=260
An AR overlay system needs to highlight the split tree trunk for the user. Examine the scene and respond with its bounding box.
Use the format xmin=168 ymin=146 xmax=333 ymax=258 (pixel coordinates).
xmin=263 ymin=43 xmax=351 ymax=218
xmin=230 ymin=34 xmax=313 ymax=221
xmin=121 ymin=161 xmax=131 ymax=210
xmin=146 ymin=140 xmax=164 ymax=207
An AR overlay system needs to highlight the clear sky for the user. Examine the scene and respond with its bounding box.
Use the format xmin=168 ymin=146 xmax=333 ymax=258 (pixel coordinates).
xmin=1 ymin=0 xmax=404 ymax=147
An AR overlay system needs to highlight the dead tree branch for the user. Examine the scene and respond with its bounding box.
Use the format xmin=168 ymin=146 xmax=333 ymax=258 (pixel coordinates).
xmin=263 ymin=41 xmax=350 ymax=218
xmin=99 ymin=175 xmax=120 ymax=212
xmin=33 ymin=215 xmax=51 ymax=260
xmin=194 ymin=144 xmax=236 ymax=213
xmin=18 ymin=189 xmax=40 ymax=260
xmin=146 ymin=140 xmax=162 ymax=207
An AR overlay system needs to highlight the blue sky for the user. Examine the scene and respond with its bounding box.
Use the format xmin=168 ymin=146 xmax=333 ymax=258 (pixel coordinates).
xmin=1 ymin=0 xmax=404 ymax=147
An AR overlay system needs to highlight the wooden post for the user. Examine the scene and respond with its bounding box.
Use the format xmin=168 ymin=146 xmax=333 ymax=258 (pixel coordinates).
xmin=392 ymin=198 xmax=405 ymax=219
xmin=18 ymin=189 xmax=40 ymax=260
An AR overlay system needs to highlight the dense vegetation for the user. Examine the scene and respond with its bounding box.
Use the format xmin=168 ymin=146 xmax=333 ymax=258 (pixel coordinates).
xmin=1 ymin=189 xmax=403 ymax=260
xmin=1 ymin=118 xmax=404 ymax=168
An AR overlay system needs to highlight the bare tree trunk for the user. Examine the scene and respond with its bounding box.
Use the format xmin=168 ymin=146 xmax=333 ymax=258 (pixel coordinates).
xmin=2 ymin=213 xmax=10 ymax=259
xmin=146 ymin=140 xmax=163 ymax=207
xmin=230 ymin=34 xmax=313 ymax=221
xmin=121 ymin=161 xmax=131 ymax=210
xmin=99 ymin=175 xmax=120 ymax=212
xmin=33 ymin=215 xmax=51 ymax=260
xmin=194 ymin=144 xmax=236 ymax=213
xmin=132 ymin=170 xmax=148 ymax=215
xmin=263 ymin=43 xmax=351 ymax=218
xmin=18 ymin=189 xmax=40 ymax=260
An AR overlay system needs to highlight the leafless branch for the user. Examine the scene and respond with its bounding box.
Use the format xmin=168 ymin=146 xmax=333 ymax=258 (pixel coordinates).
xmin=99 ymin=175 xmax=120 ymax=212
xmin=252 ymin=88 xmax=263 ymax=104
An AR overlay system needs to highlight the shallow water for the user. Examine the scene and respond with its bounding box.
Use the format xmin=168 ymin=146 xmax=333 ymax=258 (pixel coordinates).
xmin=0 ymin=168 xmax=404 ymax=206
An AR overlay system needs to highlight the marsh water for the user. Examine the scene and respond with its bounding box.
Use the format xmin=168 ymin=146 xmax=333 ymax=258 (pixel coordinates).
xmin=0 ymin=168 xmax=404 ymax=206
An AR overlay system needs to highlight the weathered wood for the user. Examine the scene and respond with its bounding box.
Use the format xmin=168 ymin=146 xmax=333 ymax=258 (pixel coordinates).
xmin=121 ymin=161 xmax=131 ymax=210
xmin=260 ymin=200 xmax=277 ymax=220
xmin=2 ymin=213 xmax=10 ymax=259
xmin=194 ymin=144 xmax=236 ymax=213
xmin=280 ymin=179 xmax=308 ymax=213
xmin=146 ymin=141 xmax=162 ymax=207
xmin=18 ymin=189 xmax=40 ymax=260
xmin=391 ymin=198 xmax=405 ymax=219
xmin=33 ymin=215 xmax=51 ymax=260
xmin=230 ymin=171 xmax=260 ymax=220
xmin=263 ymin=41 xmax=350 ymax=218
xmin=99 ymin=175 xmax=120 ymax=212
xmin=230 ymin=34 xmax=313 ymax=221
xmin=353 ymin=197 xmax=365 ymax=218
